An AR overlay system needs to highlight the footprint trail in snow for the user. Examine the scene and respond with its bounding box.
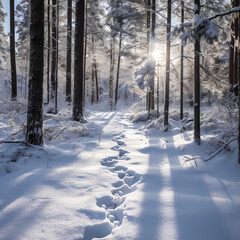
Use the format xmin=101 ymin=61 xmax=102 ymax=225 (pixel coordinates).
xmin=82 ymin=118 xmax=142 ymax=240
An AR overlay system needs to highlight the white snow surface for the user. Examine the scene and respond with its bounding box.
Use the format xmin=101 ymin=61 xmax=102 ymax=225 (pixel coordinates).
xmin=0 ymin=111 xmax=240 ymax=240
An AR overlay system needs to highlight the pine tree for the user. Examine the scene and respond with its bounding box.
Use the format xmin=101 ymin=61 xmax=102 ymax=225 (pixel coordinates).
xmin=73 ymin=0 xmax=85 ymax=121
xmin=10 ymin=0 xmax=17 ymax=100
xmin=194 ymin=0 xmax=201 ymax=145
xmin=66 ymin=0 xmax=72 ymax=103
xmin=26 ymin=0 xmax=44 ymax=145
xmin=163 ymin=0 xmax=172 ymax=129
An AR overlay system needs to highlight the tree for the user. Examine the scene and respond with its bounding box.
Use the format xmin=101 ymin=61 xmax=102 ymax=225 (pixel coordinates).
xmin=163 ymin=0 xmax=172 ymax=129
xmin=15 ymin=0 xmax=30 ymax=97
xmin=10 ymin=0 xmax=17 ymax=100
xmin=50 ymin=0 xmax=59 ymax=114
xmin=26 ymin=0 xmax=44 ymax=145
xmin=194 ymin=0 xmax=201 ymax=145
xmin=66 ymin=0 xmax=72 ymax=103
xmin=0 ymin=1 xmax=8 ymax=71
xmin=73 ymin=0 xmax=85 ymax=121
xmin=180 ymin=0 xmax=184 ymax=120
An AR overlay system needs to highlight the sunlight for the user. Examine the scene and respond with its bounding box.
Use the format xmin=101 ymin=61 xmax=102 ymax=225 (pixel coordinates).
xmin=152 ymin=48 xmax=161 ymax=62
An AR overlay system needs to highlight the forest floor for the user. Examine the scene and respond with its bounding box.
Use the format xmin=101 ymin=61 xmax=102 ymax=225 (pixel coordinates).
xmin=0 ymin=110 xmax=240 ymax=240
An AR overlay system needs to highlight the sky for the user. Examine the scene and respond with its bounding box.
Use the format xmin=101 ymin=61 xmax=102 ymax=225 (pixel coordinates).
xmin=2 ymin=0 xmax=20 ymax=34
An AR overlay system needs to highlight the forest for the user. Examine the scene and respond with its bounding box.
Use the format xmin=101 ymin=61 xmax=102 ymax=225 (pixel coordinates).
xmin=0 ymin=0 xmax=240 ymax=239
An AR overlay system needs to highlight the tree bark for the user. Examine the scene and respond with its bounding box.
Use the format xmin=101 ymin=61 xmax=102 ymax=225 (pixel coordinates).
xmin=194 ymin=0 xmax=201 ymax=145
xmin=10 ymin=0 xmax=17 ymax=100
xmin=180 ymin=0 xmax=184 ymax=120
xmin=46 ymin=0 xmax=51 ymax=104
xmin=109 ymin=36 xmax=114 ymax=110
xmin=66 ymin=0 xmax=72 ymax=103
xmin=147 ymin=0 xmax=151 ymax=55
xmin=73 ymin=0 xmax=85 ymax=121
xmin=115 ymin=30 xmax=122 ymax=108
xmin=26 ymin=0 xmax=44 ymax=145
xmin=50 ymin=0 xmax=58 ymax=111
xmin=150 ymin=0 xmax=155 ymax=111
xmin=163 ymin=0 xmax=171 ymax=129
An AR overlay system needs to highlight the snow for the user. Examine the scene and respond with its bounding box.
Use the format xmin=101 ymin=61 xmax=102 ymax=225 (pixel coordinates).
xmin=0 ymin=109 xmax=240 ymax=240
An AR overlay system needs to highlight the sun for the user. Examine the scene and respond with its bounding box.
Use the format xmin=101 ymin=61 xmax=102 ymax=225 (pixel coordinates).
xmin=152 ymin=48 xmax=161 ymax=62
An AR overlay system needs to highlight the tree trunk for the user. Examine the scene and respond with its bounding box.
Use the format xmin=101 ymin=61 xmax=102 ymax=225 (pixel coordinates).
xmin=229 ymin=23 xmax=234 ymax=92
xmin=180 ymin=0 xmax=184 ymax=120
xmin=10 ymin=0 xmax=17 ymax=100
xmin=150 ymin=0 xmax=155 ymax=111
xmin=115 ymin=30 xmax=122 ymax=108
xmin=194 ymin=0 xmax=201 ymax=145
xmin=83 ymin=4 xmax=88 ymax=107
xmin=234 ymin=0 xmax=239 ymax=96
xmin=46 ymin=0 xmax=51 ymax=104
xmin=109 ymin=36 xmax=114 ymax=110
xmin=50 ymin=0 xmax=58 ymax=111
xmin=147 ymin=0 xmax=151 ymax=55
xmin=163 ymin=0 xmax=171 ymax=129
xmin=92 ymin=37 xmax=99 ymax=103
xmin=73 ymin=0 xmax=85 ymax=121
xmin=26 ymin=0 xmax=44 ymax=145
xmin=66 ymin=0 xmax=72 ymax=103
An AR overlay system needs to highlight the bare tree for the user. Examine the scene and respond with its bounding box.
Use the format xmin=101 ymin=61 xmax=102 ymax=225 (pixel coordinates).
xmin=66 ymin=0 xmax=72 ymax=103
xmin=180 ymin=0 xmax=184 ymax=120
xmin=194 ymin=0 xmax=201 ymax=145
xmin=163 ymin=0 xmax=172 ymax=129
xmin=26 ymin=0 xmax=44 ymax=145
xmin=10 ymin=0 xmax=17 ymax=100
xmin=73 ymin=0 xmax=85 ymax=121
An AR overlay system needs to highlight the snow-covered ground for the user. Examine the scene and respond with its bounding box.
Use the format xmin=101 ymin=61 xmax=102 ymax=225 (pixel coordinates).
xmin=0 ymin=110 xmax=240 ymax=240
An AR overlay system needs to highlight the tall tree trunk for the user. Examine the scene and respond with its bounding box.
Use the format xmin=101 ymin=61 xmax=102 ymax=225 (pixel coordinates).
xmin=26 ymin=0 xmax=44 ymax=145
xmin=229 ymin=22 xmax=234 ymax=92
xmin=92 ymin=36 xmax=99 ymax=103
xmin=150 ymin=0 xmax=155 ymax=110
xmin=163 ymin=0 xmax=171 ymax=129
xmin=50 ymin=0 xmax=57 ymax=109
xmin=194 ymin=0 xmax=201 ymax=145
xmin=147 ymin=0 xmax=151 ymax=55
xmin=109 ymin=36 xmax=114 ymax=110
xmin=73 ymin=0 xmax=85 ymax=121
xmin=55 ymin=1 xmax=59 ymax=114
xmin=66 ymin=0 xmax=72 ymax=103
xmin=234 ymin=0 xmax=239 ymax=96
xmin=46 ymin=0 xmax=51 ymax=104
xmin=10 ymin=0 xmax=17 ymax=100
xmin=91 ymin=59 xmax=94 ymax=104
xmin=180 ymin=0 xmax=184 ymax=120
xmin=115 ymin=30 xmax=122 ymax=108
xmin=83 ymin=3 xmax=88 ymax=107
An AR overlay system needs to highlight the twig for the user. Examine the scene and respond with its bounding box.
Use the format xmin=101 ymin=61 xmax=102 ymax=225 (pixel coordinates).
xmin=203 ymin=138 xmax=237 ymax=161
xmin=183 ymin=156 xmax=200 ymax=167
xmin=52 ymin=126 xmax=68 ymax=140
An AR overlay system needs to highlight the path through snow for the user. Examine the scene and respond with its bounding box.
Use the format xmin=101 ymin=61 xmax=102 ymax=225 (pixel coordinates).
xmin=0 ymin=111 xmax=240 ymax=240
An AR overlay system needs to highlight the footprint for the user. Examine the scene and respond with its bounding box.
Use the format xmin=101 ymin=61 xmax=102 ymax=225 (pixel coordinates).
xmin=112 ymin=180 xmax=124 ymax=188
xmin=111 ymin=184 xmax=133 ymax=196
xmin=119 ymin=155 xmax=131 ymax=161
xmin=112 ymin=139 xmax=126 ymax=146
xmin=109 ymin=165 xmax=128 ymax=173
xmin=107 ymin=208 xmax=124 ymax=225
xmin=101 ymin=156 xmax=118 ymax=167
xmin=82 ymin=222 xmax=113 ymax=240
xmin=124 ymin=173 xmax=141 ymax=187
xmin=96 ymin=195 xmax=125 ymax=210
xmin=111 ymin=145 xmax=120 ymax=151
xmin=118 ymin=149 xmax=129 ymax=158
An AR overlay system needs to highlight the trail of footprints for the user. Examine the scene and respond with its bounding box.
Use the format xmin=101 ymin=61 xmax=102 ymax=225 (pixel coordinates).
xmin=82 ymin=132 xmax=142 ymax=240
